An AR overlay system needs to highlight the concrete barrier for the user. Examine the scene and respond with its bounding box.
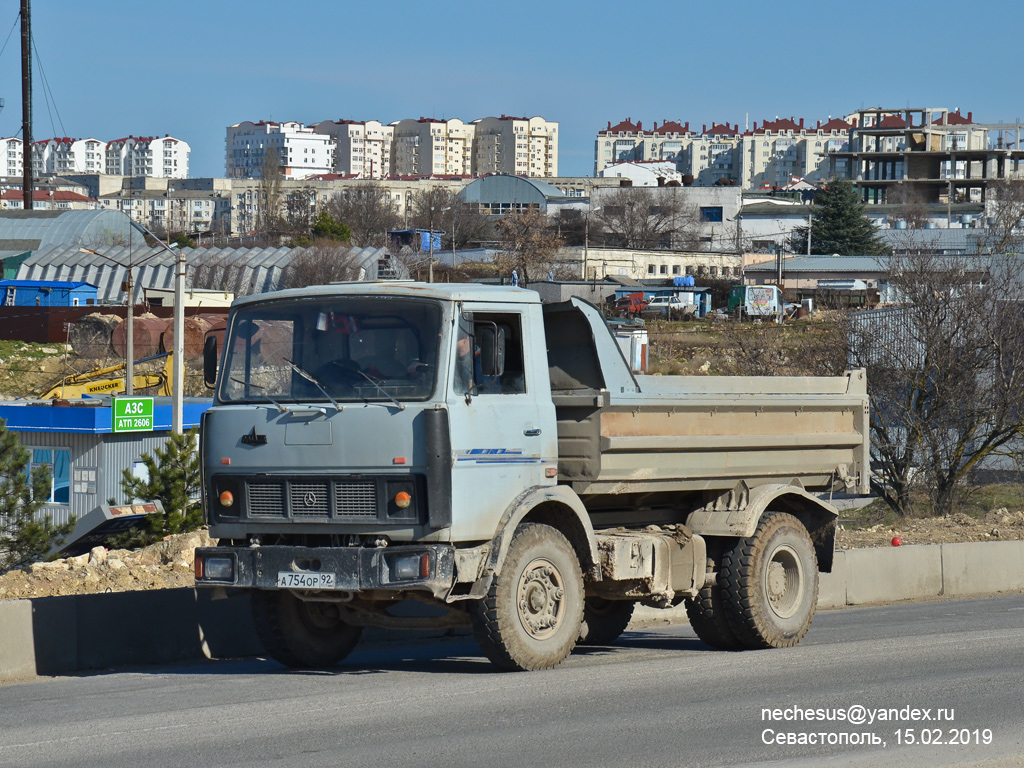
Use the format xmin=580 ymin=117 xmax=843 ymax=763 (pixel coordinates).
xmin=941 ymin=541 xmax=1024 ymax=597
xmin=0 ymin=600 xmax=35 ymax=682
xmin=844 ymin=544 xmax=944 ymax=605
xmin=4 ymin=540 xmax=1024 ymax=683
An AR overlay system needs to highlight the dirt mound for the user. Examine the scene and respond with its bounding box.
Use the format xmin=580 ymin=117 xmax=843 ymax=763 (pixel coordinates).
xmin=836 ymin=507 xmax=1024 ymax=549
xmin=0 ymin=530 xmax=215 ymax=600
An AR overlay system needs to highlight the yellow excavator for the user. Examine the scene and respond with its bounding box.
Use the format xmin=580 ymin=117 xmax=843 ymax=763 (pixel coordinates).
xmin=39 ymin=353 xmax=174 ymax=399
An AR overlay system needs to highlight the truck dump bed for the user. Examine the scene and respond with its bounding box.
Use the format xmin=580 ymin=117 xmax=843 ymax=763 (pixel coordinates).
xmin=543 ymin=299 xmax=870 ymax=497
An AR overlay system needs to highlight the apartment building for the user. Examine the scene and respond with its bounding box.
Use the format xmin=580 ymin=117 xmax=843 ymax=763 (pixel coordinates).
xmin=225 ymin=121 xmax=334 ymax=180
xmin=594 ymin=119 xmax=695 ymax=175
xmin=228 ymin=176 xmax=466 ymax=236
xmin=31 ymin=137 xmax=107 ymax=176
xmin=311 ymin=119 xmax=393 ymax=179
xmin=124 ymin=136 xmax=190 ymax=178
xmin=98 ymin=179 xmax=230 ymax=234
xmin=680 ymin=123 xmax=742 ymax=185
xmin=390 ymin=118 xmax=475 ymax=176
xmin=471 ymin=115 xmax=559 ymax=177
xmin=24 ymin=135 xmax=190 ymax=179
xmin=827 ymin=107 xmax=1024 ymax=204
xmin=736 ymin=117 xmax=853 ymax=190
xmin=1 ymin=138 xmax=22 ymax=178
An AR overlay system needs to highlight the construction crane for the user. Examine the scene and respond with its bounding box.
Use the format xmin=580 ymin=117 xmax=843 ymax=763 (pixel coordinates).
xmin=39 ymin=353 xmax=174 ymax=399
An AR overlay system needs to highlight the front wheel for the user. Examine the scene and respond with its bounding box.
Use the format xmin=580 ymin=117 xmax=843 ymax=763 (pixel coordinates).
xmin=251 ymin=590 xmax=363 ymax=668
xmin=470 ymin=523 xmax=584 ymax=671
xmin=718 ymin=512 xmax=819 ymax=649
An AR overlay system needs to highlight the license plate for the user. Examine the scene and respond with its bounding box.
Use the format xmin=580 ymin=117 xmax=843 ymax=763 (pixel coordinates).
xmin=277 ymin=571 xmax=336 ymax=589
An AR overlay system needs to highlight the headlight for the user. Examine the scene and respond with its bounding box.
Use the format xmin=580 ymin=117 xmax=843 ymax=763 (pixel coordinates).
xmin=388 ymin=552 xmax=431 ymax=581
xmin=202 ymin=556 xmax=235 ymax=581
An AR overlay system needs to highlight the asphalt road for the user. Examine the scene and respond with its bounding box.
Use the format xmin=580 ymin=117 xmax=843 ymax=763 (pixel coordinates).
xmin=1 ymin=595 xmax=1023 ymax=768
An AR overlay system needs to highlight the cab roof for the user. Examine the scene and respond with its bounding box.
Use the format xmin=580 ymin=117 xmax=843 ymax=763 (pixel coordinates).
xmin=231 ymin=281 xmax=541 ymax=308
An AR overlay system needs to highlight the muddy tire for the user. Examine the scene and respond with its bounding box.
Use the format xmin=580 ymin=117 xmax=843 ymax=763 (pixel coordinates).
xmin=685 ymin=583 xmax=743 ymax=650
xmin=251 ymin=590 xmax=362 ymax=668
xmin=719 ymin=512 xmax=818 ymax=649
xmin=578 ymin=597 xmax=635 ymax=646
xmin=469 ymin=523 xmax=584 ymax=671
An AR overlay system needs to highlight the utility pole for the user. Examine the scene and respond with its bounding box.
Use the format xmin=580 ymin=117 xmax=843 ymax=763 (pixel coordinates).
xmin=807 ymin=212 xmax=812 ymax=256
xmin=20 ymin=0 xmax=32 ymax=211
xmin=172 ymin=245 xmax=185 ymax=434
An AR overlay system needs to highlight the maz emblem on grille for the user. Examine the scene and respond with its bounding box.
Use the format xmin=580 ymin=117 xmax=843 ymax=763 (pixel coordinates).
xmin=241 ymin=427 xmax=268 ymax=446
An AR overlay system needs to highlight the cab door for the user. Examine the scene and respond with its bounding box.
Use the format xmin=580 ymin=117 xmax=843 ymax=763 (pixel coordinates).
xmin=445 ymin=305 xmax=555 ymax=542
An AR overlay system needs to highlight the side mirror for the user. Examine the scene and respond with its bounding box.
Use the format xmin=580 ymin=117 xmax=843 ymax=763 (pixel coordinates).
xmin=476 ymin=323 xmax=506 ymax=377
xmin=203 ymin=335 xmax=218 ymax=388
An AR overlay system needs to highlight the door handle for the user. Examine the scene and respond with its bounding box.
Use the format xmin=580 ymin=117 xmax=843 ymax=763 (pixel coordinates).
xmin=524 ymin=428 xmax=542 ymax=436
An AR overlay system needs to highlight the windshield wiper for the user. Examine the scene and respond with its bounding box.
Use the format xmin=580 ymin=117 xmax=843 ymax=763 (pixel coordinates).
xmin=229 ymin=377 xmax=288 ymax=412
xmin=348 ymin=366 xmax=406 ymax=411
xmin=229 ymin=377 xmax=337 ymax=414
xmin=285 ymin=360 xmax=344 ymax=411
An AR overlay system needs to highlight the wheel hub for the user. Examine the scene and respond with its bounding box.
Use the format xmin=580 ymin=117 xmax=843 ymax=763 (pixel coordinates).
xmin=517 ymin=558 xmax=565 ymax=640
xmin=764 ymin=544 xmax=803 ymax=620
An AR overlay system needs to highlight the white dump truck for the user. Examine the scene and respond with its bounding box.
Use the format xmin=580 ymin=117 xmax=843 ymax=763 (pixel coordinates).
xmin=195 ymin=283 xmax=869 ymax=671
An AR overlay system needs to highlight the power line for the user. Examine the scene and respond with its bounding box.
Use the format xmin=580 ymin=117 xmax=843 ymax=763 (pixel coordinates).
xmin=31 ymin=30 xmax=65 ymax=139
xmin=0 ymin=13 xmax=19 ymax=62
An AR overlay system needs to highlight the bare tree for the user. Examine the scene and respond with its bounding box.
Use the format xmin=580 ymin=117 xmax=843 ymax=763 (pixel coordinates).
xmin=325 ymin=183 xmax=401 ymax=247
xmin=596 ymin=187 xmax=699 ymax=249
xmin=408 ymin=188 xmax=494 ymax=253
xmin=976 ymin=179 xmax=1024 ymax=254
xmin=257 ymin=146 xmax=286 ymax=237
xmin=849 ymin=251 xmax=1024 ymax=516
xmin=285 ymin=186 xmax=318 ymax=233
xmin=551 ymin=208 xmax=597 ymax=247
xmin=494 ymin=208 xmax=565 ymax=285
xmin=283 ymin=241 xmax=361 ymax=289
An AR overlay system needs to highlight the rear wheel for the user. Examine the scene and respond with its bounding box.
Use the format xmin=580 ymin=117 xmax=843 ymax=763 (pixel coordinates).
xmin=251 ymin=590 xmax=362 ymax=668
xmin=719 ymin=512 xmax=818 ymax=649
xmin=470 ymin=523 xmax=584 ymax=671
xmin=578 ymin=597 xmax=635 ymax=646
xmin=684 ymin=543 xmax=743 ymax=650
xmin=685 ymin=583 xmax=743 ymax=650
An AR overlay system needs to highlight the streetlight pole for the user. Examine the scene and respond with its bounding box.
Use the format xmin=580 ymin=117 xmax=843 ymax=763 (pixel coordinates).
xmin=428 ymin=207 xmax=434 ymax=284
xmin=427 ymin=204 xmax=451 ymax=283
xmin=172 ymin=244 xmax=185 ymax=433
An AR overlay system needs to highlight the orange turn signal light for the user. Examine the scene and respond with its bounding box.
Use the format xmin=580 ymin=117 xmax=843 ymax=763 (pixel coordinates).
xmin=394 ymin=491 xmax=412 ymax=509
xmin=219 ymin=490 xmax=234 ymax=507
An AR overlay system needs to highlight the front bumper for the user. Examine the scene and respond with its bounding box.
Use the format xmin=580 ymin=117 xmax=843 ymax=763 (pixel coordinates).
xmin=195 ymin=544 xmax=456 ymax=599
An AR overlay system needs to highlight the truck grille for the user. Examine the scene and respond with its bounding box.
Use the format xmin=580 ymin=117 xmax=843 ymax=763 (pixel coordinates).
xmin=290 ymin=482 xmax=330 ymax=516
xmin=244 ymin=479 xmax=378 ymax=519
xmin=248 ymin=483 xmax=286 ymax=517
xmin=335 ymin=481 xmax=376 ymax=516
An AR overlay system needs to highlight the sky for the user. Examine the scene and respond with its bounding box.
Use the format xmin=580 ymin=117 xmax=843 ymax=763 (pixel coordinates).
xmin=0 ymin=0 xmax=1019 ymax=179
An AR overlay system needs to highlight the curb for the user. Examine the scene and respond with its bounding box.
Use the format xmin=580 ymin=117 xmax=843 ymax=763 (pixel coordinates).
xmin=4 ymin=540 xmax=1024 ymax=683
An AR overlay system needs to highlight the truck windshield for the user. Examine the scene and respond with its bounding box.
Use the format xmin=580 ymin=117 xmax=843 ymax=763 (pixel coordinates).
xmin=219 ymin=297 xmax=442 ymax=404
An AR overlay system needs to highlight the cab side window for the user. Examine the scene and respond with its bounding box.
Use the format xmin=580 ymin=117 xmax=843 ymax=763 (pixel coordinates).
xmin=453 ymin=313 xmax=526 ymax=395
